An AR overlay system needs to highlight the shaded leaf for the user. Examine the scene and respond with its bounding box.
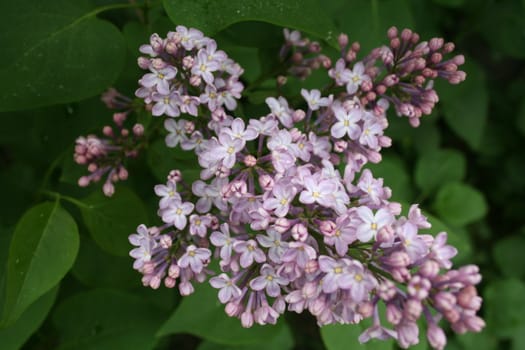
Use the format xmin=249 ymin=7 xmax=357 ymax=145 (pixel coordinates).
xmin=437 ymin=61 xmax=488 ymax=150
xmin=71 ymin=235 xmax=138 ymax=289
xmin=493 ymin=235 xmax=525 ymax=279
xmin=321 ymin=323 xmax=393 ymax=350
xmin=415 ymin=149 xmax=466 ymax=194
xmin=2 ymin=202 xmax=79 ymax=326
xmin=53 ymin=289 xmax=167 ymax=350
xmin=162 ymin=0 xmax=338 ymax=46
xmin=158 ymin=282 xmax=290 ymax=345
xmin=485 ymin=279 xmax=525 ymax=337
xmin=433 ymin=182 xmax=488 ymax=227
xmin=80 ymin=187 xmax=148 ymax=256
xmin=329 ymin=0 xmax=414 ymax=53
xmin=0 ymin=0 xmax=126 ymax=111
xmin=0 ymin=287 xmax=58 ymax=350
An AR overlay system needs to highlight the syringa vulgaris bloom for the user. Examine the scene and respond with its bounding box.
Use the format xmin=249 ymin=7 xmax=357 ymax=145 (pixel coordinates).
xmin=120 ymin=25 xmax=482 ymax=350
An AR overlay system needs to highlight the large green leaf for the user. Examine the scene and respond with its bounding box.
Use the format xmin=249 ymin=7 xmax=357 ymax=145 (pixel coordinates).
xmin=53 ymin=289 xmax=167 ymax=350
xmin=328 ymin=0 xmax=414 ymax=53
xmin=485 ymin=279 xmax=525 ymax=337
xmin=0 ymin=287 xmax=58 ymax=350
xmin=321 ymin=323 xmax=393 ymax=350
xmin=493 ymin=235 xmax=525 ymax=279
xmin=414 ymin=149 xmax=466 ymax=195
xmin=0 ymin=0 xmax=126 ymax=111
xmin=433 ymin=182 xmax=488 ymax=227
xmin=80 ymin=187 xmax=148 ymax=256
xmin=157 ymin=282 xmax=290 ymax=345
xmin=1 ymin=202 xmax=79 ymax=326
xmin=71 ymin=235 xmax=138 ymax=289
xmin=437 ymin=61 xmax=488 ymax=150
xmin=162 ymin=0 xmax=338 ymax=46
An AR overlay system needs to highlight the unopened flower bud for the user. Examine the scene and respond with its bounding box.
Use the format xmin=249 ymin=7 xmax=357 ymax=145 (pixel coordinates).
xmin=133 ymin=123 xmax=144 ymax=137
xmin=244 ymin=155 xmax=257 ymax=167
xmin=291 ymin=223 xmax=308 ymax=241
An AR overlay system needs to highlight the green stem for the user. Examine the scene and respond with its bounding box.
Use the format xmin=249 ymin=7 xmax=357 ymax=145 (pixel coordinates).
xmin=41 ymin=190 xmax=91 ymax=210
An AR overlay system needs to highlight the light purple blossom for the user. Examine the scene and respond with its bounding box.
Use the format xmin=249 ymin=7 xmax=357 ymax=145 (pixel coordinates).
xmin=250 ymin=264 xmax=289 ymax=297
xmin=164 ymin=118 xmax=188 ymax=147
xmin=233 ymin=239 xmax=266 ymax=268
xmin=178 ymin=245 xmax=211 ymax=273
xmin=161 ymin=200 xmax=195 ymax=230
xmin=301 ymin=89 xmax=332 ymax=111
xmin=355 ymin=207 xmax=394 ymax=242
xmin=140 ymin=66 xmax=177 ymax=95
xmin=331 ymin=105 xmax=362 ymax=140
xmin=210 ymin=273 xmax=242 ymax=303
xmin=346 ymin=62 xmax=370 ymax=94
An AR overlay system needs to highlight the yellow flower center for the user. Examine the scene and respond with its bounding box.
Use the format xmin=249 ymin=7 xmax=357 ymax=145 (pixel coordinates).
xmin=312 ymin=191 xmax=320 ymax=198
xmin=334 ymin=267 xmax=343 ymax=274
xmin=176 ymin=208 xmax=183 ymax=215
xmin=354 ymin=274 xmax=363 ymax=282
xmin=280 ymin=198 xmax=288 ymax=205
xmin=370 ymin=223 xmax=377 ymax=230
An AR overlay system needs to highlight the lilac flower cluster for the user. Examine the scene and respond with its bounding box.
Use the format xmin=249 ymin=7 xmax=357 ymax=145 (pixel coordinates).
xmin=136 ymin=26 xmax=244 ymax=119
xmin=127 ymin=26 xmax=482 ymax=349
xmin=74 ymin=109 xmax=144 ymax=197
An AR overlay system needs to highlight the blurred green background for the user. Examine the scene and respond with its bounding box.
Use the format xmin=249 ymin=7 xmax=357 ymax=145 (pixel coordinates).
xmin=1 ymin=0 xmax=524 ymax=349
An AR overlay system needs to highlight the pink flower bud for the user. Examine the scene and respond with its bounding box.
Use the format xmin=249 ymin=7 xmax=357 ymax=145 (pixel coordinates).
xmin=225 ymin=302 xmax=242 ymax=317
xmin=244 ymin=155 xmax=257 ymax=167
xmin=274 ymin=218 xmax=291 ymax=233
xmin=190 ymin=75 xmax=202 ymax=87
xmin=168 ymin=264 xmax=180 ymax=278
xmin=133 ymin=123 xmax=145 ymax=137
xmin=304 ymin=260 xmax=319 ymax=274
xmin=291 ymin=223 xmax=308 ymax=241
xmin=151 ymin=58 xmax=166 ymax=70
xmin=137 ymin=57 xmax=150 ymax=69
xmin=386 ymin=303 xmax=402 ymax=325
xmin=182 ymin=55 xmax=194 ymax=69
xmin=164 ymin=277 xmax=176 ymax=288
xmin=292 ymin=109 xmax=306 ymax=122
xmin=387 ymin=26 xmax=398 ymax=39
xmin=118 ymin=167 xmax=128 ymax=180
xmin=103 ymin=126 xmax=113 ymax=137
xmin=78 ymin=176 xmax=90 ymax=187
xmin=258 ymin=174 xmax=274 ymax=191
xmin=338 ymin=33 xmax=349 ymax=48
xmin=165 ymin=40 xmax=178 ymax=55
xmin=427 ymin=324 xmax=446 ymax=350
xmin=103 ymin=182 xmax=115 ymax=197
xmin=357 ymin=301 xmax=374 ymax=318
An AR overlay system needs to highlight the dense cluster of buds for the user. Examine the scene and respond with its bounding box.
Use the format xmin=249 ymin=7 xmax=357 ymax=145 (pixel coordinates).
xmin=74 ymin=110 xmax=144 ymax=196
xmin=121 ymin=25 xmax=481 ymax=349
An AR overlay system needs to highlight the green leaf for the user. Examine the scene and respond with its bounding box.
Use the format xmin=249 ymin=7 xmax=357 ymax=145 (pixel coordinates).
xmin=197 ymin=322 xmax=294 ymax=350
xmin=432 ymin=0 xmax=465 ymax=8
xmin=485 ymin=279 xmax=525 ymax=337
xmin=158 ymin=282 xmax=290 ymax=345
xmin=53 ymin=289 xmax=167 ymax=350
xmin=480 ymin=0 xmax=525 ymax=59
xmin=414 ymin=149 xmax=466 ymax=195
xmin=493 ymin=235 xmax=525 ymax=279
xmin=329 ymin=0 xmax=414 ymax=53
xmin=162 ymin=0 xmax=338 ymax=46
xmin=71 ymin=235 xmax=139 ymax=289
xmin=433 ymin=182 xmax=488 ymax=227
xmin=320 ymin=323 xmax=393 ymax=350
xmin=0 ymin=287 xmax=58 ymax=350
xmin=0 ymin=0 xmax=127 ymax=112
xmin=80 ymin=187 xmax=148 ymax=256
xmin=437 ymin=61 xmax=488 ymax=150
xmin=367 ymin=155 xmax=413 ymax=202
xmin=2 ymin=202 xmax=79 ymax=326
